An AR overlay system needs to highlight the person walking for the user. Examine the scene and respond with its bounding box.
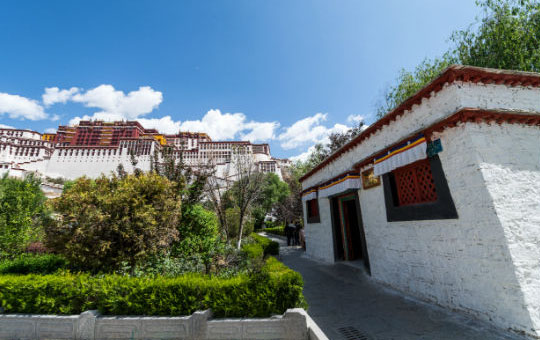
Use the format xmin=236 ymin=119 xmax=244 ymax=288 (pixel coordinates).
xmin=285 ymin=221 xmax=294 ymax=246
xmin=294 ymin=221 xmax=301 ymax=246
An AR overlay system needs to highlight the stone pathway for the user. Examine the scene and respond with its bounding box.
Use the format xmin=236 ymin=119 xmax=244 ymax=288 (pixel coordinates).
xmin=261 ymin=232 xmax=527 ymax=340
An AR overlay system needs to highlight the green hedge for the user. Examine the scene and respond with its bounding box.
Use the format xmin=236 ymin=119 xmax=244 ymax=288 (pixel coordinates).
xmin=0 ymin=257 xmax=305 ymax=317
xmin=0 ymin=254 xmax=68 ymax=275
xmin=264 ymin=226 xmax=285 ymax=237
xmin=251 ymin=234 xmax=279 ymax=256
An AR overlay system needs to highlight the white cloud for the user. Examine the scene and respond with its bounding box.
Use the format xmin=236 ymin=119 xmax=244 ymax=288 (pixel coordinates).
xmin=0 ymin=123 xmax=14 ymax=129
xmin=64 ymin=85 xmax=163 ymax=124
xmin=347 ymin=114 xmax=364 ymax=123
xmin=68 ymin=109 xmax=279 ymax=142
xmin=179 ymin=109 xmax=278 ymax=142
xmin=44 ymin=128 xmax=57 ymax=133
xmin=42 ymin=87 xmax=80 ymax=106
xmin=277 ymin=113 xmax=350 ymax=150
xmin=0 ymin=93 xmax=47 ymax=120
xmin=289 ymin=145 xmax=317 ymax=162
xmin=72 ymin=85 xmax=162 ymax=119
xmin=138 ymin=116 xmax=182 ymax=134
xmin=241 ymin=121 xmax=279 ymax=142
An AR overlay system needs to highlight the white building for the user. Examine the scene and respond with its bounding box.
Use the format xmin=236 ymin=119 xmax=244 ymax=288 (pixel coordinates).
xmin=299 ymin=65 xmax=540 ymax=338
xmin=0 ymin=123 xmax=287 ymax=181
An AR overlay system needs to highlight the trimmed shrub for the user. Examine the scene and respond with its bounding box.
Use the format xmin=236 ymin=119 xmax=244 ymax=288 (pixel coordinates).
xmin=0 ymin=258 xmax=305 ymax=317
xmin=264 ymin=226 xmax=285 ymax=236
xmin=241 ymin=242 xmax=264 ymax=260
xmin=251 ymin=234 xmax=279 ymax=256
xmin=0 ymin=254 xmax=68 ymax=275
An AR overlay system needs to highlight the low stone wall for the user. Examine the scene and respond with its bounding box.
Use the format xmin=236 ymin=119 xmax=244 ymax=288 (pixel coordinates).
xmin=0 ymin=308 xmax=328 ymax=340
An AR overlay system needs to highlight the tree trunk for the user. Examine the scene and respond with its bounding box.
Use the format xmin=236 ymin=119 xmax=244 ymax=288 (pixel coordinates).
xmin=236 ymin=211 xmax=245 ymax=249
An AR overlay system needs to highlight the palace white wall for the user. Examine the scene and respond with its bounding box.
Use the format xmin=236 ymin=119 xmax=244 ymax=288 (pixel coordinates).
xmin=44 ymin=148 xmax=152 ymax=179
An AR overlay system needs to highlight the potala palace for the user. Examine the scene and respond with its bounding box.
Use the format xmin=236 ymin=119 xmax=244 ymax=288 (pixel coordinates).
xmin=0 ymin=120 xmax=289 ymax=181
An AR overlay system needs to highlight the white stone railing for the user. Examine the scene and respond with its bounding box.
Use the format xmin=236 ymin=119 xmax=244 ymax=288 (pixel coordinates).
xmin=0 ymin=308 xmax=328 ymax=340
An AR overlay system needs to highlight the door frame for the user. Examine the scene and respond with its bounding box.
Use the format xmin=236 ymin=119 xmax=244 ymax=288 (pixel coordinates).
xmin=329 ymin=190 xmax=371 ymax=274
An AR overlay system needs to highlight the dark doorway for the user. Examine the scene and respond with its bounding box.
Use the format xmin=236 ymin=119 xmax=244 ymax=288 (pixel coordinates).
xmin=331 ymin=192 xmax=370 ymax=273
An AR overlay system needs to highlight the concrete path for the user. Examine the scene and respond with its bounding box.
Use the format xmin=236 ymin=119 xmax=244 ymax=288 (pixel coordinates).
xmin=261 ymin=232 xmax=526 ymax=340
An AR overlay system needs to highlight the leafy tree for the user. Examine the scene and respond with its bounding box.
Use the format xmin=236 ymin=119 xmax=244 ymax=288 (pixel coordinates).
xmin=223 ymin=207 xmax=254 ymax=241
xmin=171 ymin=204 xmax=219 ymax=258
xmin=452 ymin=0 xmax=540 ymax=72
xmin=376 ymin=0 xmax=540 ymax=118
xmin=375 ymin=56 xmax=455 ymax=118
xmin=45 ymin=173 xmax=181 ymax=272
xmin=274 ymin=163 xmax=304 ymax=225
xmin=0 ymin=174 xmax=49 ymax=258
xmin=252 ymin=173 xmax=290 ymax=229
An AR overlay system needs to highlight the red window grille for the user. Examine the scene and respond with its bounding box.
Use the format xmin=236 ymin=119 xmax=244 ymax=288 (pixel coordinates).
xmin=394 ymin=159 xmax=437 ymax=206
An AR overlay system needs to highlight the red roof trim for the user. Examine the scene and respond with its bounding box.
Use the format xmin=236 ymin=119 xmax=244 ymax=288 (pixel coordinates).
xmin=299 ymin=65 xmax=540 ymax=183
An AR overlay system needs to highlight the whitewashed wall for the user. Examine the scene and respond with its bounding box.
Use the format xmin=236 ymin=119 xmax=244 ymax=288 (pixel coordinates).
xmin=304 ymin=197 xmax=335 ymax=263
xmin=301 ymin=81 xmax=540 ymax=337
xmin=357 ymin=122 xmax=539 ymax=336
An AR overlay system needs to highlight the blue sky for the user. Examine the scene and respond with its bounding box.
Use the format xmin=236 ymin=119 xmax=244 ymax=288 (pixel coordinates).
xmin=0 ymin=1 xmax=480 ymax=159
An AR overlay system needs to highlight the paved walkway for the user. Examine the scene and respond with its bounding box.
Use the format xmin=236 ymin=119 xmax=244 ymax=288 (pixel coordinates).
xmin=262 ymin=233 xmax=526 ymax=340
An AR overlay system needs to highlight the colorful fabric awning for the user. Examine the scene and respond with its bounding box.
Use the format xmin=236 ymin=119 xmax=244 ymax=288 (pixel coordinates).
xmin=301 ymin=188 xmax=317 ymax=201
xmin=318 ymin=173 xmax=361 ymax=198
xmin=373 ymin=134 xmax=427 ymax=176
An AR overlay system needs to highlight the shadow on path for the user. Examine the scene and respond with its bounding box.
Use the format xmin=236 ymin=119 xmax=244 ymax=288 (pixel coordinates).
xmin=261 ymin=232 xmax=526 ymax=340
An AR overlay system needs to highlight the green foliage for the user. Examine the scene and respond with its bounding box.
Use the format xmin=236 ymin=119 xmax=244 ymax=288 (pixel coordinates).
xmin=251 ymin=233 xmax=279 ymax=256
xmin=0 ymin=174 xmax=49 ymax=257
xmin=264 ymin=226 xmax=285 ymax=237
xmin=0 ymin=257 xmax=306 ymax=317
xmin=61 ymin=180 xmax=75 ymax=193
xmin=241 ymin=242 xmax=264 ymax=260
xmin=375 ymin=56 xmax=455 ymax=118
xmin=223 ymin=207 xmax=254 ymax=241
xmin=45 ymin=173 xmax=181 ymax=273
xmin=376 ymin=0 xmax=540 ymax=118
xmin=452 ymin=0 xmax=540 ymax=72
xmin=252 ymin=173 xmax=290 ymax=229
xmin=172 ymin=204 xmax=219 ymax=258
xmin=0 ymin=254 xmax=68 ymax=275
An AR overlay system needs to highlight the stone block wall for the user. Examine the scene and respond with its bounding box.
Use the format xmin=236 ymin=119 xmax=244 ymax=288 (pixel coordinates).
xmin=0 ymin=309 xmax=328 ymax=340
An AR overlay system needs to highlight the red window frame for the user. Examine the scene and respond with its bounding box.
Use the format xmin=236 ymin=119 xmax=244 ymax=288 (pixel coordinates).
xmin=306 ymin=199 xmax=320 ymax=223
xmin=393 ymin=158 xmax=437 ymax=206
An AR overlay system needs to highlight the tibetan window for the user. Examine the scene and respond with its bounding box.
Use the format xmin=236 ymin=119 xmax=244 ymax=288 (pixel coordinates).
xmin=393 ymin=159 xmax=437 ymax=206
xmin=306 ymin=199 xmax=320 ymax=224
xmin=382 ymin=155 xmax=457 ymax=221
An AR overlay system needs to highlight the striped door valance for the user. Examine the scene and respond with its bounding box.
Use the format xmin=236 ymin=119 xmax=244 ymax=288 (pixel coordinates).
xmin=373 ymin=134 xmax=427 ymax=176
xmin=318 ymin=173 xmax=361 ymax=198
xmin=301 ymin=188 xmax=317 ymax=201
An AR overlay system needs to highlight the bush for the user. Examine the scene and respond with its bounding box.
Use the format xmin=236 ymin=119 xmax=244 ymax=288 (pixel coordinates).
xmin=251 ymin=234 xmax=279 ymax=256
xmin=172 ymin=205 xmax=219 ymax=258
xmin=0 ymin=174 xmax=49 ymax=257
xmin=0 ymin=257 xmax=306 ymax=317
xmin=264 ymin=225 xmax=285 ymax=236
xmin=0 ymin=254 xmax=68 ymax=275
xmin=45 ymin=173 xmax=181 ymax=273
xmin=241 ymin=242 xmax=264 ymax=260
